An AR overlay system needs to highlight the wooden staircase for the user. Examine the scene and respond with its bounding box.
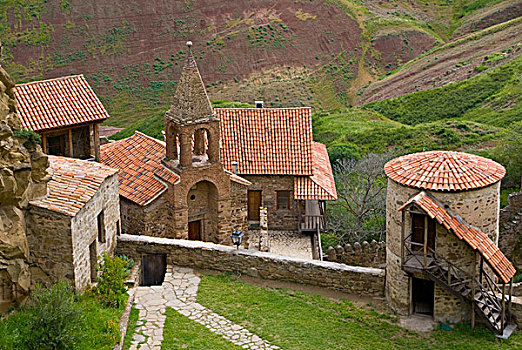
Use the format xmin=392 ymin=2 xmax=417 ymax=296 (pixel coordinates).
xmin=403 ymin=246 xmax=516 ymax=336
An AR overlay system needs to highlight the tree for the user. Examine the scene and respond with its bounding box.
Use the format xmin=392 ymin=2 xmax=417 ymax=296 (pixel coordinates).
xmin=327 ymin=152 xmax=393 ymax=244
xmin=492 ymin=121 xmax=522 ymax=188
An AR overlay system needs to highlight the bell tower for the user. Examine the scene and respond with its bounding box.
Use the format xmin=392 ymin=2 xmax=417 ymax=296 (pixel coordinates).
xmin=162 ymin=41 xmax=235 ymax=244
xmin=164 ymin=41 xmax=220 ymax=169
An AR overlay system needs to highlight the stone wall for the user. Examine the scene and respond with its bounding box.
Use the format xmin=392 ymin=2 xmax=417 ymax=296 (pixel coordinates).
xmin=121 ymin=194 xmax=170 ymax=237
xmin=326 ymin=241 xmax=386 ymax=268
xmin=71 ymin=173 xmax=120 ymax=290
xmin=242 ymin=175 xmax=299 ymax=231
xmin=230 ymin=180 xmax=249 ymax=241
xmin=248 ymin=230 xmax=313 ymax=260
xmin=385 ymin=178 xmax=501 ymax=319
xmin=26 ymin=207 xmax=73 ymax=287
xmin=499 ymin=190 xmax=522 ymax=271
xmin=0 ymin=67 xmax=49 ymax=304
xmin=116 ymin=234 xmax=385 ymax=297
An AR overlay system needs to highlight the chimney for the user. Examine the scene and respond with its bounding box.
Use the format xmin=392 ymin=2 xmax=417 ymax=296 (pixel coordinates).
xmin=255 ymin=100 xmax=264 ymax=108
xmin=231 ymin=161 xmax=238 ymax=174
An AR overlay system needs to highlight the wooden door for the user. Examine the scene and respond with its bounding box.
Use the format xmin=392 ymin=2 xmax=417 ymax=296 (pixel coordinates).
xmin=142 ymin=254 xmax=166 ymax=286
xmin=247 ymin=190 xmax=262 ymax=220
xmin=188 ymin=220 xmax=201 ymax=241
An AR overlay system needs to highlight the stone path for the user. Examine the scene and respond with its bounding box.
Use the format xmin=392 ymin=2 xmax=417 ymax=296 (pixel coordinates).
xmin=130 ymin=265 xmax=279 ymax=350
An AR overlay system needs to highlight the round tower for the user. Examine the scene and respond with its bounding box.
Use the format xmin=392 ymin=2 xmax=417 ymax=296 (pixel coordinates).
xmin=384 ymin=151 xmax=506 ymax=322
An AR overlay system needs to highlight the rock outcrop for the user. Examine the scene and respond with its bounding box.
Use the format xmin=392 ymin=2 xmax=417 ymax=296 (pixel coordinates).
xmin=0 ymin=66 xmax=48 ymax=301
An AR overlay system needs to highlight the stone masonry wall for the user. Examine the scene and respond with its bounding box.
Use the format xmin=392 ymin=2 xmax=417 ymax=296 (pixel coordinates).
xmin=121 ymin=194 xmax=170 ymax=237
xmin=242 ymin=175 xmax=298 ymax=231
xmin=230 ymin=180 xmax=249 ymax=241
xmin=0 ymin=67 xmax=49 ymax=304
xmin=71 ymin=173 xmax=120 ymax=290
xmin=116 ymin=234 xmax=385 ymax=297
xmin=326 ymin=241 xmax=386 ymax=268
xmin=499 ymin=190 xmax=522 ymax=271
xmin=26 ymin=207 xmax=74 ymax=286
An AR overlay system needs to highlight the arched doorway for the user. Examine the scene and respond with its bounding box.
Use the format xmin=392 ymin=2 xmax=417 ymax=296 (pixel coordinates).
xmin=186 ymin=180 xmax=218 ymax=241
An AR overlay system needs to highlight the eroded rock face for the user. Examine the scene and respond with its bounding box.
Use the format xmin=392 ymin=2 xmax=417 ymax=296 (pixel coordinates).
xmin=0 ymin=66 xmax=49 ymax=298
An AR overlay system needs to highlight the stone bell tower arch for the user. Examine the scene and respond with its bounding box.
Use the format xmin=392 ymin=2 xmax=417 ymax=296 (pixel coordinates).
xmin=162 ymin=41 xmax=233 ymax=244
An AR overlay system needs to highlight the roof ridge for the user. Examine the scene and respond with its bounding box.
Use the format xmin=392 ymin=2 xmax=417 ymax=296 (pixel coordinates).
xmin=14 ymin=74 xmax=85 ymax=87
xmin=135 ymin=131 xmax=165 ymax=145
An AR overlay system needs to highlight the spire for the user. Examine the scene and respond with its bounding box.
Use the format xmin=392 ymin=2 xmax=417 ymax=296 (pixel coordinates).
xmin=167 ymin=41 xmax=215 ymax=124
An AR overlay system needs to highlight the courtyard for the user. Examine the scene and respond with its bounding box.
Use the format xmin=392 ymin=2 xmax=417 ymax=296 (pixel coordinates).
xmin=123 ymin=266 xmax=522 ymax=350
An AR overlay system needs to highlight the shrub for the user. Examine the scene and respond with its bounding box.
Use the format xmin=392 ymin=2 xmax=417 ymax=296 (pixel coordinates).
xmin=328 ymin=143 xmax=361 ymax=164
xmin=13 ymin=129 xmax=41 ymax=148
xmin=22 ymin=282 xmax=85 ymax=350
xmin=89 ymin=253 xmax=133 ymax=308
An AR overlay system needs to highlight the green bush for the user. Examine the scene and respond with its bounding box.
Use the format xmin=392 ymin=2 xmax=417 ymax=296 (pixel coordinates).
xmin=89 ymin=253 xmax=133 ymax=308
xmin=13 ymin=129 xmax=41 ymax=148
xmin=21 ymin=282 xmax=85 ymax=350
xmin=328 ymin=143 xmax=361 ymax=164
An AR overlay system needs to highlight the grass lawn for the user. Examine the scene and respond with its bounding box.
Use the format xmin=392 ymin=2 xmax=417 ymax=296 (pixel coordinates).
xmin=122 ymin=307 xmax=140 ymax=350
xmin=0 ymin=294 xmax=123 ymax=350
xmin=196 ymin=274 xmax=522 ymax=350
xmin=162 ymin=308 xmax=242 ymax=350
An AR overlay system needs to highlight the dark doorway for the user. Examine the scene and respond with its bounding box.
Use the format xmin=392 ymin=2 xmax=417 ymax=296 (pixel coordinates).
xmin=47 ymin=133 xmax=67 ymax=156
xmin=89 ymin=241 xmax=97 ymax=283
xmin=141 ymin=254 xmax=166 ymax=286
xmin=411 ymin=213 xmax=436 ymax=252
xmin=248 ymin=190 xmax=262 ymax=221
xmin=412 ymin=277 xmax=434 ymax=316
xmin=188 ymin=220 xmax=201 ymax=241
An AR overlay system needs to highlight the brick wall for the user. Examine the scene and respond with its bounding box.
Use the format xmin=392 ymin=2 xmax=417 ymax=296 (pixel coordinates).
xmin=242 ymin=175 xmax=300 ymax=231
xmin=116 ymin=234 xmax=385 ymax=297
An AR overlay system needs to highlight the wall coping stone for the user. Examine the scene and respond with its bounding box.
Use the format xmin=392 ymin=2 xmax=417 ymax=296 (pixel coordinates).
xmin=118 ymin=234 xmax=384 ymax=276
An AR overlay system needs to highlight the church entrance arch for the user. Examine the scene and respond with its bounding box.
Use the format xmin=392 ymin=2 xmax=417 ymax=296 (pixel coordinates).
xmin=186 ymin=180 xmax=218 ymax=241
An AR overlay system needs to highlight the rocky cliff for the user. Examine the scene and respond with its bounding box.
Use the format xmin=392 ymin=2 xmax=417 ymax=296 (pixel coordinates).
xmin=0 ymin=66 xmax=48 ymax=302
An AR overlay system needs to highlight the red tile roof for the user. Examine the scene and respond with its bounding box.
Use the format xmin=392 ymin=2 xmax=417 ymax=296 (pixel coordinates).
xmin=295 ymin=142 xmax=337 ymax=200
xmin=218 ymin=108 xmax=313 ymax=175
xmin=100 ymin=132 xmax=179 ymax=206
xmin=30 ymin=156 xmax=118 ymax=217
xmin=399 ymin=192 xmax=516 ymax=283
xmin=384 ymin=151 xmax=505 ymax=192
xmin=13 ymin=75 xmax=110 ymax=132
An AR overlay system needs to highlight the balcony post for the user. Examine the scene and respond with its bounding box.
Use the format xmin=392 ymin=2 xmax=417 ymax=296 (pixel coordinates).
xmin=400 ymin=210 xmax=405 ymax=266
xmin=471 ymin=251 xmax=477 ymax=330
xmin=423 ymin=216 xmax=428 ymax=268
xmin=501 ymin=283 xmax=506 ymax=332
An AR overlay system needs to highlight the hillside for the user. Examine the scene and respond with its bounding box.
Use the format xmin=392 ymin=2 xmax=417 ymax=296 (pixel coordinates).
xmin=2 ymin=0 xmax=521 ymax=118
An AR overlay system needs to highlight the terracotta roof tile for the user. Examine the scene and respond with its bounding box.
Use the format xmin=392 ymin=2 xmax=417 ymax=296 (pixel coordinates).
xmin=30 ymin=156 xmax=118 ymax=217
xmin=100 ymin=132 xmax=179 ymax=206
xmin=399 ymin=192 xmax=516 ymax=283
xmin=217 ymin=108 xmax=313 ymax=175
xmin=295 ymin=142 xmax=337 ymax=200
xmin=13 ymin=75 xmax=110 ymax=132
xmin=385 ymin=151 xmax=505 ymax=192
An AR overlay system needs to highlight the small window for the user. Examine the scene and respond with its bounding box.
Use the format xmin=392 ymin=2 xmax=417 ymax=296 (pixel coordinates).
xmin=116 ymin=220 xmax=120 ymax=236
xmin=277 ymin=191 xmax=291 ymax=210
xmin=97 ymin=211 xmax=106 ymax=243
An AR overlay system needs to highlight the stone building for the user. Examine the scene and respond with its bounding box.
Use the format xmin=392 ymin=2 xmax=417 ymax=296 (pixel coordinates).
xmin=100 ymin=43 xmax=336 ymax=258
xmin=384 ymin=151 xmax=516 ymax=335
xmin=13 ymin=75 xmax=110 ymax=161
xmin=28 ymin=156 xmax=120 ymax=290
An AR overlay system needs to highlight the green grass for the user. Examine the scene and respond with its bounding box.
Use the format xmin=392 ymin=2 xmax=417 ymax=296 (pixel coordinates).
xmin=162 ymin=307 xmax=242 ymax=349
xmin=197 ymin=273 xmax=522 ymax=349
xmin=0 ymin=294 xmax=124 ymax=350
xmin=122 ymin=307 xmax=139 ymax=350
xmin=365 ymin=56 xmax=522 ymax=126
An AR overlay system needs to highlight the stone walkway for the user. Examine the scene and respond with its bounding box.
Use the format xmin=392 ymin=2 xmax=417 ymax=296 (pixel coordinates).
xmin=130 ymin=266 xmax=279 ymax=350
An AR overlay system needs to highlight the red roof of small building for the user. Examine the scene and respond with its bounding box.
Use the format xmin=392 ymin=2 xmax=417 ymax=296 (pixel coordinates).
xmin=30 ymin=156 xmax=118 ymax=217
xmin=100 ymin=132 xmax=179 ymax=206
xmin=218 ymin=108 xmax=313 ymax=175
xmin=13 ymin=75 xmax=110 ymax=132
xmin=384 ymin=151 xmax=505 ymax=192
xmin=399 ymin=192 xmax=516 ymax=283
xmin=294 ymin=142 xmax=337 ymax=200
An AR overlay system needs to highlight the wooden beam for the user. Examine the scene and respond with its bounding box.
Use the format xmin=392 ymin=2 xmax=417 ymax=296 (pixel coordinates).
xmin=401 ymin=210 xmax=405 ymax=266
xmin=471 ymin=251 xmax=477 ymax=330
xmin=42 ymin=134 xmax=47 ymax=153
xmin=89 ymin=124 xmax=95 ymax=156
xmin=68 ymin=128 xmax=73 ymax=157
xmin=94 ymin=123 xmax=100 ymax=161
xmin=501 ymin=283 xmax=506 ymax=332
xmin=509 ymin=278 xmax=513 ymax=323
xmin=423 ymin=216 xmax=424 ymax=268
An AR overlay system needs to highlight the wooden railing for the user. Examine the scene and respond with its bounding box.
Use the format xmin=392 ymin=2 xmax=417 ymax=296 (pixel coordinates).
xmin=300 ymin=215 xmax=325 ymax=232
